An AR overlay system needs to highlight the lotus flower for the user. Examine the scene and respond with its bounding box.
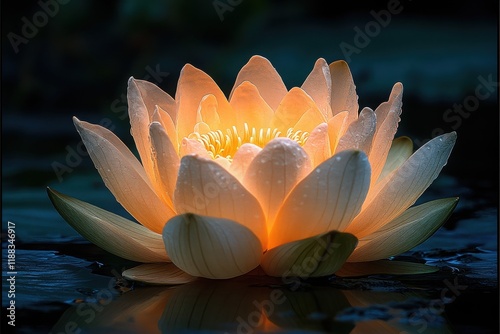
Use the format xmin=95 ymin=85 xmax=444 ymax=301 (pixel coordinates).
xmin=48 ymin=56 xmax=458 ymax=284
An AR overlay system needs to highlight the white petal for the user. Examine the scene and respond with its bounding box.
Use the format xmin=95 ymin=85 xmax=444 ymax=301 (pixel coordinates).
xmin=335 ymin=107 xmax=376 ymax=155
xmin=122 ymin=263 xmax=196 ymax=285
xmin=74 ymin=118 xmax=175 ymax=233
xmin=48 ymin=188 xmax=169 ymax=262
xmin=347 ymin=132 xmax=457 ymax=238
xmin=174 ymin=155 xmax=267 ymax=246
xmin=368 ymin=83 xmax=403 ymax=184
xmin=163 ymin=214 xmax=262 ymax=279
xmin=349 ymin=198 xmax=458 ymax=262
xmin=269 ymin=150 xmax=371 ymax=249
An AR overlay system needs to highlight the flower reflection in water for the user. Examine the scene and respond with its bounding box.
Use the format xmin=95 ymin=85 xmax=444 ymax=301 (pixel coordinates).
xmin=51 ymin=276 xmax=453 ymax=333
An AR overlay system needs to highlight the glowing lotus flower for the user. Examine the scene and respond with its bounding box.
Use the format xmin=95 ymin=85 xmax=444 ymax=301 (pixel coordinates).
xmin=48 ymin=56 xmax=458 ymax=284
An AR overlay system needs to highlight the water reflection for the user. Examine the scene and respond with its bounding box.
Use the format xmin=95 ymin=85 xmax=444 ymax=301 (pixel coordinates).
xmin=50 ymin=277 xmax=453 ymax=333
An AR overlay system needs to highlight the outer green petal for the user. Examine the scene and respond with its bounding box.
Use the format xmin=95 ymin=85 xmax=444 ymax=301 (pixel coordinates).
xmin=163 ymin=213 xmax=263 ymax=279
xmin=336 ymin=260 xmax=439 ymax=277
xmin=262 ymin=231 xmax=358 ymax=278
xmin=349 ymin=197 xmax=458 ymax=262
xmin=47 ymin=188 xmax=169 ymax=263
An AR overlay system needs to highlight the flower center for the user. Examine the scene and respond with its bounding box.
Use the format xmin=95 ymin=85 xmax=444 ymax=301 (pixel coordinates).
xmin=189 ymin=123 xmax=309 ymax=159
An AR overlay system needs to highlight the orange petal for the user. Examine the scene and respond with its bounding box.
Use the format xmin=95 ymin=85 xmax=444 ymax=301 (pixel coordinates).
xmin=230 ymin=55 xmax=287 ymax=110
xmin=153 ymin=106 xmax=178 ymax=153
xmin=293 ymin=104 xmax=327 ymax=134
xmin=271 ymin=87 xmax=322 ymax=134
xmin=268 ymin=150 xmax=371 ymax=249
xmin=347 ymin=132 xmax=457 ymax=238
xmin=230 ymin=81 xmax=274 ymax=130
xmin=301 ymin=58 xmax=332 ymax=119
xmin=329 ymin=60 xmax=358 ymax=124
xmin=197 ymin=94 xmax=221 ymax=130
xmin=173 ymin=155 xmax=267 ymax=247
xmin=175 ymin=64 xmax=234 ymax=139
xmin=163 ymin=213 xmax=263 ymax=279
xmin=74 ymin=118 xmax=175 ymax=233
xmin=242 ymin=138 xmax=312 ymax=230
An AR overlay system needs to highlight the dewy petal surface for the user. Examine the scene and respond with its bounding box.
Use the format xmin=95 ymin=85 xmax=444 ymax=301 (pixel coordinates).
xmin=174 ymin=155 xmax=267 ymax=246
xmin=262 ymin=231 xmax=358 ymax=278
xmin=349 ymin=197 xmax=458 ymax=262
xmin=347 ymin=132 xmax=457 ymax=238
xmin=163 ymin=214 xmax=262 ymax=279
xmin=335 ymin=107 xmax=376 ymax=155
xmin=242 ymin=138 xmax=312 ymax=229
xmin=74 ymin=118 xmax=175 ymax=233
xmin=269 ymin=150 xmax=371 ymax=249
xmin=47 ymin=188 xmax=169 ymax=263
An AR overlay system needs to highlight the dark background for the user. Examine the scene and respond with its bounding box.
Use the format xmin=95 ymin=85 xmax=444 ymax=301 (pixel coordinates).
xmin=2 ymin=0 xmax=498 ymax=195
xmin=1 ymin=1 xmax=498 ymax=333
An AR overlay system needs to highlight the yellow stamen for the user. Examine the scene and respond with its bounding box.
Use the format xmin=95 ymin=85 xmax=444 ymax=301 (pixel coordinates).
xmin=189 ymin=123 xmax=309 ymax=159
